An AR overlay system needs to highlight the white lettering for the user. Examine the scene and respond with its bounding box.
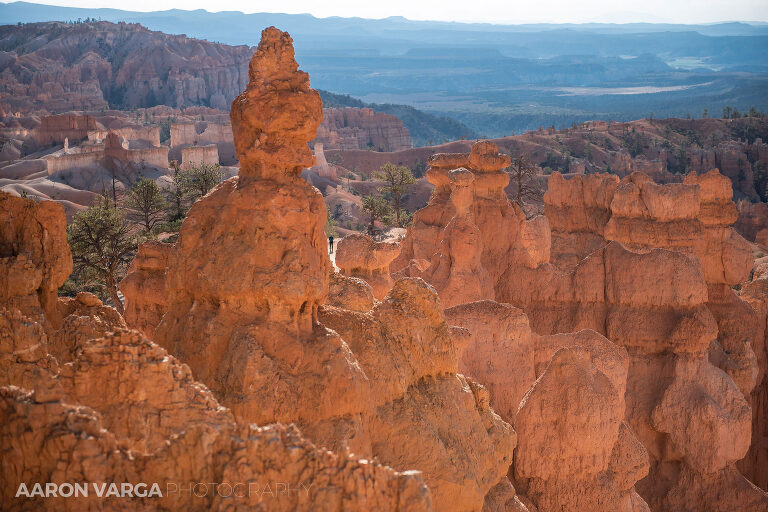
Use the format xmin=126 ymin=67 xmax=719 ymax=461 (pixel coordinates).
xmin=58 ymin=483 xmax=73 ymax=497
xmin=15 ymin=483 xmax=30 ymax=498
xmin=148 ymin=483 xmax=162 ymax=498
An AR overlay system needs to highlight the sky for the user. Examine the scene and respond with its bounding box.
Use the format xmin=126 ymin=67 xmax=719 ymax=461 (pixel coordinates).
xmin=28 ymin=0 xmax=768 ymax=24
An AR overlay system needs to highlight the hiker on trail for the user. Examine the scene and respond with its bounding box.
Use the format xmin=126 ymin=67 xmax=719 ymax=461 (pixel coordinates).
xmin=329 ymin=235 xmax=334 ymax=254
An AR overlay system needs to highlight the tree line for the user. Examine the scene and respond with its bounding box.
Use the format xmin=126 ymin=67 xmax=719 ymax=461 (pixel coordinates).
xmin=63 ymin=162 xmax=224 ymax=313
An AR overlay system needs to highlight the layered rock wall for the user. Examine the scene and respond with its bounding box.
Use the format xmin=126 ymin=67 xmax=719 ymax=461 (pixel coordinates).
xmin=391 ymin=140 xmax=550 ymax=302
xmin=33 ymin=114 xmax=97 ymax=146
xmin=394 ymin=142 xmax=767 ymax=509
xmin=336 ymin=234 xmax=400 ymax=299
xmin=736 ymin=200 xmax=768 ymax=247
xmin=0 ymin=103 xmax=430 ymax=512
xmin=181 ymin=144 xmax=219 ymax=169
xmin=315 ymin=107 xmax=413 ymax=152
xmin=119 ymin=240 xmax=173 ymax=340
xmin=514 ymin=330 xmax=650 ymax=512
xmin=87 ymin=125 xmax=161 ymax=147
xmin=169 ymin=122 xmax=236 ymax=165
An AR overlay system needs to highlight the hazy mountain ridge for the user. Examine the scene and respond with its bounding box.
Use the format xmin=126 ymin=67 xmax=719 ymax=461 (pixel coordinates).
xmin=1 ymin=1 xmax=767 ymax=137
xmin=318 ymin=90 xmax=477 ymax=145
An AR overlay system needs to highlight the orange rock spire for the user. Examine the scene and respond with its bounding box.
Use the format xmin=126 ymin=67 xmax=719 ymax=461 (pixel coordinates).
xmin=230 ymin=27 xmax=322 ymax=180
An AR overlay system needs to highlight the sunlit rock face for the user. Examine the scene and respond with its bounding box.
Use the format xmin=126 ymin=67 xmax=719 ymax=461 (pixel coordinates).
xmin=0 ymin=30 xmax=432 ymax=512
xmin=154 ymin=26 xmax=367 ymax=453
xmin=336 ymin=233 xmax=400 ymax=299
xmin=391 ymin=140 xmax=549 ymax=299
xmin=394 ymin=147 xmax=767 ymax=509
xmin=151 ymin=27 xmax=515 ymax=511
xmin=119 ymin=240 xmax=173 ymax=340
xmin=514 ymin=332 xmax=650 ymax=512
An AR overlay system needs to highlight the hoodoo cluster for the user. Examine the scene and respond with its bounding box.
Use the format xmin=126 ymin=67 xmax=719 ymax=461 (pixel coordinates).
xmin=1 ymin=26 xmax=767 ymax=512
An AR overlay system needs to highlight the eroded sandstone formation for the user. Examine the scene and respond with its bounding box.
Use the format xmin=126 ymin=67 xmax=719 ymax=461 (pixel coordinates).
xmin=420 ymin=168 xmax=494 ymax=307
xmin=119 ymin=240 xmax=173 ymax=340
xmin=320 ymin=278 xmax=515 ymax=509
xmin=314 ymin=107 xmax=413 ymax=152
xmin=0 ymin=190 xmax=72 ymax=329
xmin=391 ymin=140 xmax=550 ymax=303
xmin=150 ymin=27 xmax=515 ymax=511
xmin=1 ymin=331 xmax=432 ymax=512
xmin=155 ymin=26 xmax=362 ymax=450
xmin=336 ymin=233 xmax=400 ymax=299
xmin=4 ymin=19 xmax=768 ymax=512
xmin=393 ymin=139 xmax=767 ymax=508
xmin=543 ymin=170 xmax=766 ymax=486
xmin=444 ymin=300 xmax=534 ymax=423
xmin=739 ymin=267 xmax=768 ymax=490
xmin=0 ymin=21 xmax=252 ymax=113
xmin=504 ymin=230 xmax=765 ymax=509
xmin=514 ymin=330 xmax=650 ymax=512
xmin=736 ymin=200 xmax=768 ymax=247
xmin=0 ymin=97 xmax=430 ymax=512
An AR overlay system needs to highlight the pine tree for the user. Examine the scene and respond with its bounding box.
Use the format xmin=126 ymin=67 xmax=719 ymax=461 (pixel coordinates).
xmin=362 ymin=195 xmax=391 ymax=235
xmin=374 ymin=163 xmax=415 ymax=227
xmin=123 ymin=177 xmax=167 ymax=233
xmin=67 ymin=196 xmax=136 ymax=314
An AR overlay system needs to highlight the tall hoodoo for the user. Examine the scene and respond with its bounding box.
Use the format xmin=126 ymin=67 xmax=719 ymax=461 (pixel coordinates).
xmin=230 ymin=27 xmax=322 ymax=180
xmin=154 ymin=27 xmax=361 ymax=446
xmin=425 ymin=168 xmax=494 ymax=307
xmin=392 ymin=140 xmax=549 ymax=293
xmin=0 ymin=36 xmax=432 ymax=510
xmin=151 ymin=28 xmax=516 ymax=511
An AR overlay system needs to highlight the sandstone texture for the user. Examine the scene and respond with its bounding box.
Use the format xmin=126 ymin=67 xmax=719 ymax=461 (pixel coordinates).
xmin=149 ymin=27 xmax=515 ymax=511
xmin=392 ymin=140 xmax=550 ymax=302
xmin=0 ymin=190 xmax=72 ymax=328
xmin=336 ymin=233 xmax=401 ymax=299
xmin=315 ymin=107 xmax=413 ymax=152
xmin=739 ymin=264 xmax=768 ymax=490
xmin=0 ymin=21 xmax=252 ymax=113
xmin=392 ymin=139 xmax=767 ymax=509
xmin=444 ymin=300 xmax=534 ymax=423
xmin=4 ymin=20 xmax=768 ymax=512
xmin=736 ymin=200 xmax=768 ymax=247
xmin=1 ymin=332 xmax=431 ymax=512
xmin=420 ymin=168 xmax=494 ymax=307
xmin=0 ymin=37 xmax=432 ymax=511
xmin=119 ymin=240 xmax=173 ymax=340
xmin=320 ymin=278 xmax=515 ymax=510
xmin=543 ymin=169 xmax=766 ymax=483
xmin=514 ymin=330 xmax=650 ymax=512
xmin=326 ymin=270 xmax=376 ymax=312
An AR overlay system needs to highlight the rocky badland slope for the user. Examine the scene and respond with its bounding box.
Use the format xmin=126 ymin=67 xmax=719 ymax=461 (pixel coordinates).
xmin=3 ymin=25 xmax=768 ymax=512
xmin=0 ymin=21 xmax=253 ymax=112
